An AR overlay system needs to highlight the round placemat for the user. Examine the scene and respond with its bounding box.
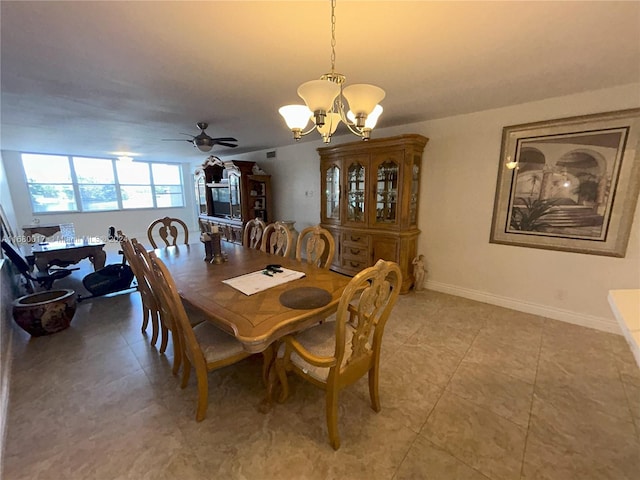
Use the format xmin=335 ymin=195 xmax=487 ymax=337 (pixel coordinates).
xmin=279 ymin=287 xmax=332 ymax=310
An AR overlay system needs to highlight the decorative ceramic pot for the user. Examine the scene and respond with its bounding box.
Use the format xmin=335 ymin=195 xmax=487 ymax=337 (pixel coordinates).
xmin=12 ymin=289 xmax=77 ymax=336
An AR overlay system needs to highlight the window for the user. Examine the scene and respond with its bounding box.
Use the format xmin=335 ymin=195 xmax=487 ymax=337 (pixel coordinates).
xmin=116 ymin=161 xmax=153 ymax=209
xmin=22 ymin=154 xmax=77 ymax=212
xmin=21 ymin=153 xmax=184 ymax=213
xmin=73 ymin=157 xmax=118 ymax=211
xmin=152 ymin=164 xmax=183 ymax=207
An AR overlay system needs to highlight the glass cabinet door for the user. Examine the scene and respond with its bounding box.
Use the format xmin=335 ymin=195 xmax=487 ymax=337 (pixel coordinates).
xmin=326 ymin=164 xmax=341 ymax=220
xmin=373 ymin=159 xmax=399 ymax=225
xmin=346 ymin=161 xmax=366 ymax=224
xmin=195 ymin=173 xmax=207 ymax=215
xmin=322 ymin=162 xmax=341 ymax=223
xmin=409 ymin=156 xmax=420 ymax=225
xmin=229 ymin=173 xmax=241 ymax=218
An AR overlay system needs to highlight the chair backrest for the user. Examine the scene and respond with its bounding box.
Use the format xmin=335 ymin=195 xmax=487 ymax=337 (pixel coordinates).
xmin=243 ymin=218 xmax=266 ymax=250
xmin=1 ymin=240 xmax=31 ymax=276
xmin=1 ymin=240 xmax=39 ymax=292
xmin=331 ymin=259 xmax=402 ymax=382
xmin=131 ymin=237 xmax=170 ymax=319
xmin=261 ymin=221 xmax=293 ymax=258
xmin=147 ymin=251 xmax=206 ymax=372
xmin=118 ymin=232 xmax=158 ymax=311
xmin=147 ymin=217 xmax=189 ymax=249
xmin=295 ymin=225 xmax=336 ymax=269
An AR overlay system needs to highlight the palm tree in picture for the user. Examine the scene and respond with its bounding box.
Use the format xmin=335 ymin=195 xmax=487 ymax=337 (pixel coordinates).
xmin=510 ymin=197 xmax=557 ymax=232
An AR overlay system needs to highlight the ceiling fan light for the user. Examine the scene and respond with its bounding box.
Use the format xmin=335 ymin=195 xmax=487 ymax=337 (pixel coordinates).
xmin=196 ymin=141 xmax=212 ymax=152
xmin=343 ymin=84 xmax=385 ymax=127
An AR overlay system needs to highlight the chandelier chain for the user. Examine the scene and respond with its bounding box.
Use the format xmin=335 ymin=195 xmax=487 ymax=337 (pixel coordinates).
xmin=330 ymin=0 xmax=337 ymax=74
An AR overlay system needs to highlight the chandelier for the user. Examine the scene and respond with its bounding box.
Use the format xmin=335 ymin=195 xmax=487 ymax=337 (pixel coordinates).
xmin=278 ymin=0 xmax=385 ymax=143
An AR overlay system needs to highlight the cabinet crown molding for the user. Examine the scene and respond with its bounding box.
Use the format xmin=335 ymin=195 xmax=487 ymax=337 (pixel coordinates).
xmin=317 ymin=133 xmax=428 ymax=156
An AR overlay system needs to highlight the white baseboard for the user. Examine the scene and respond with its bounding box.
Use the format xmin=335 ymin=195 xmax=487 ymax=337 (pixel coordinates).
xmin=425 ymin=280 xmax=622 ymax=335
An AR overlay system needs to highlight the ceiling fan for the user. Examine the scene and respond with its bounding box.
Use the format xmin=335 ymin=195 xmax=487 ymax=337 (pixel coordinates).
xmin=163 ymin=122 xmax=238 ymax=152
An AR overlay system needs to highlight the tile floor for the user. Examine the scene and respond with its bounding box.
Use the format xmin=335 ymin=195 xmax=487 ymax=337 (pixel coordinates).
xmin=2 ymin=257 xmax=639 ymax=480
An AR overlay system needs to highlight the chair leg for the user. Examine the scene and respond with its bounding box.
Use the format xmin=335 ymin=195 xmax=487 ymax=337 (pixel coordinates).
xmin=141 ymin=306 xmax=150 ymax=333
xmin=171 ymin=331 xmax=183 ymax=376
xmin=150 ymin=310 xmax=160 ymax=347
xmin=195 ymin=368 xmax=209 ymax=422
xmin=22 ymin=277 xmax=35 ymax=294
xmin=368 ymin=364 xmax=381 ymax=412
xmin=326 ymin=387 xmax=340 ymax=450
xmin=274 ymin=358 xmax=290 ymax=403
xmin=181 ymin=357 xmax=191 ymax=389
xmin=261 ymin=345 xmax=274 ymax=386
xmin=159 ymin=323 xmax=169 ymax=353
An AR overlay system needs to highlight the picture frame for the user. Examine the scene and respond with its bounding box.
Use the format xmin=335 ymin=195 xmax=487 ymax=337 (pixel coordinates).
xmin=490 ymin=108 xmax=640 ymax=257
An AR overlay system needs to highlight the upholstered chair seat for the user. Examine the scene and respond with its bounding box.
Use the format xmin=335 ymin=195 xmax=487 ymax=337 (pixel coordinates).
xmin=279 ymin=320 xmax=355 ymax=382
xmin=193 ymin=322 xmax=247 ymax=363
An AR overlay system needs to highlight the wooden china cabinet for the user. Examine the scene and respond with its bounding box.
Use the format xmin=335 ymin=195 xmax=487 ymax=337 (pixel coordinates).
xmin=196 ymin=158 xmax=272 ymax=244
xmin=318 ymin=134 xmax=428 ymax=293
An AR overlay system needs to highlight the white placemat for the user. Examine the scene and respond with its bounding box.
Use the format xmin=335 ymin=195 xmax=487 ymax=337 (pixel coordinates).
xmin=222 ymin=267 xmax=306 ymax=296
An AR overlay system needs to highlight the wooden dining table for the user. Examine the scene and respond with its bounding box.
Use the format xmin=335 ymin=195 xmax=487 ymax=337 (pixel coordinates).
xmin=154 ymin=241 xmax=352 ymax=354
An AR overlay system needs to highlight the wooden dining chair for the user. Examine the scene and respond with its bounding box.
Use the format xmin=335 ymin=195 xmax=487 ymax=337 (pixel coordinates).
xmin=295 ymin=225 xmax=336 ymax=269
xmin=243 ymin=218 xmax=266 ymax=250
xmin=147 ymin=251 xmax=252 ymax=421
xmin=261 ymin=221 xmax=294 ymax=258
xmin=132 ymin=238 xmax=197 ymax=376
xmin=275 ymin=259 xmax=402 ymax=450
xmin=147 ymin=216 xmax=189 ymax=249
xmin=118 ymin=231 xmax=160 ymax=347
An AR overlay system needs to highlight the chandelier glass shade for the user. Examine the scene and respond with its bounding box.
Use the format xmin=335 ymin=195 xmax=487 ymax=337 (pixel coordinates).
xmin=278 ymin=0 xmax=385 ymax=143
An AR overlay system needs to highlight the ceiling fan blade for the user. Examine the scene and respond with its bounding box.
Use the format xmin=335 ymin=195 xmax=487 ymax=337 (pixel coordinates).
xmin=165 ymin=125 xmax=237 ymax=149
xmin=214 ymin=141 xmax=238 ymax=148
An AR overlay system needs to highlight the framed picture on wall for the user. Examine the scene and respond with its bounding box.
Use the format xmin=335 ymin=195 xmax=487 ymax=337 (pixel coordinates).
xmin=489 ymin=108 xmax=640 ymax=257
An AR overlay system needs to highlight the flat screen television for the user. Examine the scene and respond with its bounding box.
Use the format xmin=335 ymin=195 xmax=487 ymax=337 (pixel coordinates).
xmin=210 ymin=185 xmax=231 ymax=217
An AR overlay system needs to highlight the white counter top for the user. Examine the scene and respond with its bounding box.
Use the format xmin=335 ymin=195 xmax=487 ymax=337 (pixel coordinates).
xmin=608 ymin=289 xmax=640 ymax=368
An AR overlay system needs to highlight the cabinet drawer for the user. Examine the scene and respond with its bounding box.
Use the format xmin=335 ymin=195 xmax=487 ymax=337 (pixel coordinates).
xmin=341 ymin=257 xmax=369 ymax=273
xmin=342 ymin=245 xmax=369 ymax=261
xmin=341 ymin=232 xmax=370 ymax=247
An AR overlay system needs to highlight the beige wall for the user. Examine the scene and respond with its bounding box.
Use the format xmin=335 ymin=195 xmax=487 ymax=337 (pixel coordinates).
xmin=225 ymin=83 xmax=640 ymax=333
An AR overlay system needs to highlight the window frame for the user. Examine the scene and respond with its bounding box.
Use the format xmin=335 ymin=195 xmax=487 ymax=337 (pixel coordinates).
xmin=21 ymin=153 xmax=185 ymax=214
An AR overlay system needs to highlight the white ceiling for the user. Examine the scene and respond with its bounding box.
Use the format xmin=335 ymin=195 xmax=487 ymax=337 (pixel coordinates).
xmin=1 ymin=1 xmax=639 ymax=163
